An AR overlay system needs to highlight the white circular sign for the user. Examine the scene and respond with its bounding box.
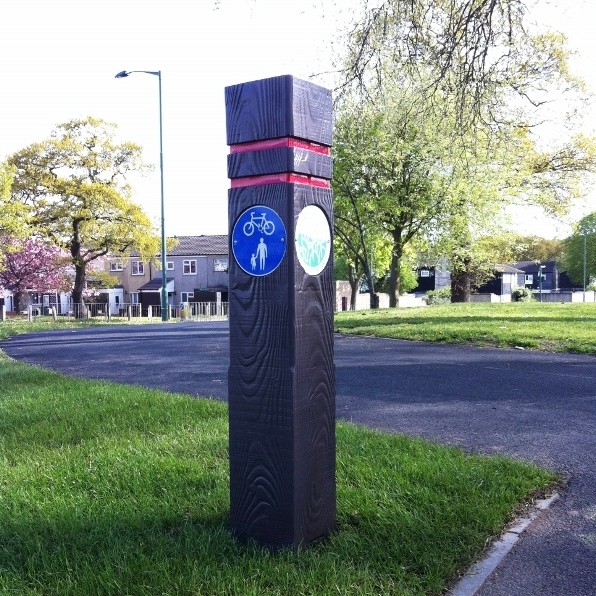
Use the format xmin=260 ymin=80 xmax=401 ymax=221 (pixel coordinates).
xmin=295 ymin=205 xmax=331 ymax=276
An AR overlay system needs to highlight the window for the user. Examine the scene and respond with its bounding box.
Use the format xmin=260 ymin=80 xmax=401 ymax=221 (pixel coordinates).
xmin=131 ymin=261 xmax=144 ymax=275
xmin=130 ymin=292 xmax=139 ymax=304
xmin=214 ymin=258 xmax=228 ymax=272
xmin=166 ymin=261 xmax=175 ymax=270
xmin=110 ymin=262 xmax=124 ymax=271
xmin=181 ymin=291 xmax=194 ymax=303
xmin=183 ymin=260 xmax=196 ymax=275
xmin=525 ymin=274 xmax=534 ymax=285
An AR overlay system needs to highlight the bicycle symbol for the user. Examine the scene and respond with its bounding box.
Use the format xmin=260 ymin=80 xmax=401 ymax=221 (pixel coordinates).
xmin=243 ymin=211 xmax=276 ymax=236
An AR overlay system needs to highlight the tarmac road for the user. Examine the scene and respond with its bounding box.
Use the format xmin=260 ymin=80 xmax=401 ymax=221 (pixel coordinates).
xmin=2 ymin=322 xmax=595 ymax=596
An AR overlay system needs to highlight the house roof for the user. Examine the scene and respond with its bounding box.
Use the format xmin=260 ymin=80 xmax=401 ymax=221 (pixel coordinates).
xmin=513 ymin=260 xmax=557 ymax=272
xmin=115 ymin=235 xmax=229 ymax=260
xmin=137 ymin=277 xmax=174 ymax=291
xmin=494 ymin=264 xmax=525 ymax=274
xmin=168 ymin=235 xmax=228 ymax=256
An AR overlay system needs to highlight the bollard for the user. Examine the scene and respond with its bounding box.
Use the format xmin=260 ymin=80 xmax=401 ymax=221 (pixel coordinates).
xmin=226 ymin=75 xmax=335 ymax=551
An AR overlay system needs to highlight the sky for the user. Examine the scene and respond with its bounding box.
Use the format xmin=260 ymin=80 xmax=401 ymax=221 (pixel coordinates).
xmin=2 ymin=0 xmax=595 ymax=240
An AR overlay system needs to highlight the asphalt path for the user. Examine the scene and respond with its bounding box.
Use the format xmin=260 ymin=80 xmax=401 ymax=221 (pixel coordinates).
xmin=2 ymin=322 xmax=595 ymax=596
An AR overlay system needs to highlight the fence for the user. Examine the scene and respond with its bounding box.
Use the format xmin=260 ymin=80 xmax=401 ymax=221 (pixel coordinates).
xmin=533 ymin=290 xmax=596 ymax=303
xmin=6 ymin=302 xmax=229 ymax=323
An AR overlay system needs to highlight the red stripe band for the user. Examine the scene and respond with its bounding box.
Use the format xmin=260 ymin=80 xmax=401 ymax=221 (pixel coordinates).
xmin=229 ymin=137 xmax=330 ymax=155
xmin=230 ymin=172 xmax=331 ymax=189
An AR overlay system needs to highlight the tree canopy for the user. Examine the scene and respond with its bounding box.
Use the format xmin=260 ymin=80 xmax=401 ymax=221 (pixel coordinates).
xmin=7 ymin=117 xmax=161 ymax=307
xmin=562 ymin=212 xmax=596 ymax=286
xmin=337 ymin=0 xmax=586 ymax=130
xmin=333 ymin=83 xmax=462 ymax=305
xmin=0 ymin=236 xmax=70 ymax=313
xmin=0 ymin=162 xmax=27 ymax=240
xmin=332 ymin=0 xmax=596 ymax=302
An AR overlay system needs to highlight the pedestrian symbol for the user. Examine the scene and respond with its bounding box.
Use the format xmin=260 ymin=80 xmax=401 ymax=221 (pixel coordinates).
xmin=232 ymin=206 xmax=286 ymax=276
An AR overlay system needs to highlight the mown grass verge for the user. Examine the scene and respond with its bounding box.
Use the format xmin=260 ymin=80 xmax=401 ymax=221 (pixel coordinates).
xmin=334 ymin=302 xmax=596 ymax=354
xmin=0 ymin=354 xmax=558 ymax=595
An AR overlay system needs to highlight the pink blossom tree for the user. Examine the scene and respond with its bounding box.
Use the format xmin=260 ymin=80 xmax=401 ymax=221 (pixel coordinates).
xmin=0 ymin=237 xmax=70 ymax=313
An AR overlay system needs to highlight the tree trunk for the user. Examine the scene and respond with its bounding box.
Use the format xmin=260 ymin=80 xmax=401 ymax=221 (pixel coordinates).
xmin=451 ymin=266 xmax=472 ymax=303
xmin=348 ymin=264 xmax=358 ymax=310
xmin=388 ymin=253 xmax=402 ymax=308
xmin=363 ymin=264 xmax=378 ymax=309
xmin=71 ymin=262 xmax=87 ymax=318
xmin=14 ymin=290 xmax=28 ymax=314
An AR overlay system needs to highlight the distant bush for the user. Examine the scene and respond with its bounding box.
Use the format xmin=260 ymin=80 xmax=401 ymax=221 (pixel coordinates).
xmin=425 ymin=287 xmax=452 ymax=305
xmin=512 ymin=287 xmax=534 ymax=302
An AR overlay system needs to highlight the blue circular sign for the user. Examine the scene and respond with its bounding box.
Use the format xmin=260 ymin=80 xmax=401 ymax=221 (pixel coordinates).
xmin=232 ymin=205 xmax=286 ymax=276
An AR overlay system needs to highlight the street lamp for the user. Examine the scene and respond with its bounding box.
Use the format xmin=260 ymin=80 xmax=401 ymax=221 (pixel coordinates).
xmin=583 ymin=230 xmax=588 ymax=303
xmin=581 ymin=225 xmax=596 ymax=302
xmin=115 ymin=69 xmax=168 ymax=321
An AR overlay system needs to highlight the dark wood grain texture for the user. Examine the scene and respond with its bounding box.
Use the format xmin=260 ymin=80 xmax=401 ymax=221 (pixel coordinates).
xmin=226 ymin=75 xmax=335 ymax=551
xmin=225 ymin=75 xmax=333 ymax=146
xmin=228 ymin=183 xmax=335 ymax=550
xmin=227 ymin=147 xmax=333 ymax=180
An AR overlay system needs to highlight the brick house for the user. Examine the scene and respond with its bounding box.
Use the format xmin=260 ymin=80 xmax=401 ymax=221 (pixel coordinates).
xmin=106 ymin=235 xmax=228 ymax=314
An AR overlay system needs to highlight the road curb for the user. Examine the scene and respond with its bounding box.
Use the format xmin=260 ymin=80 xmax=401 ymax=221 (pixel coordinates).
xmin=448 ymin=492 xmax=560 ymax=596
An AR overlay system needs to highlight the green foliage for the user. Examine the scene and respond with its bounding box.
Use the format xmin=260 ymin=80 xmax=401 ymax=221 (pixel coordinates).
xmin=338 ymin=1 xmax=587 ymax=133
xmin=333 ymin=83 xmax=460 ymax=306
xmin=8 ymin=117 xmax=161 ymax=303
xmin=0 ymin=162 xmax=27 ymax=241
xmin=425 ymin=287 xmax=452 ymax=305
xmin=562 ymin=212 xmax=596 ymax=285
xmin=398 ymin=262 xmax=418 ymax=294
xmin=512 ymin=287 xmax=534 ymax=302
xmin=471 ymin=233 xmax=563 ymax=265
xmin=510 ymin=235 xmax=564 ymax=263
xmin=336 ymin=0 xmax=596 ymax=304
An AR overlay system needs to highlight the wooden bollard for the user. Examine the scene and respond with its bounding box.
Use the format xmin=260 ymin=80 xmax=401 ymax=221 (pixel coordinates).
xmin=225 ymin=75 xmax=335 ymax=551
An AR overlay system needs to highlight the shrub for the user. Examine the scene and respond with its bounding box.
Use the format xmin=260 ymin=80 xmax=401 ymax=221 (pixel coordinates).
xmin=425 ymin=287 xmax=452 ymax=305
xmin=512 ymin=287 xmax=534 ymax=302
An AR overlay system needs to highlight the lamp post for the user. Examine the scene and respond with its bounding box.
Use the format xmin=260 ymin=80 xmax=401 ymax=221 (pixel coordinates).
xmin=583 ymin=230 xmax=588 ymax=303
xmin=115 ymin=69 xmax=168 ymax=321
xmin=581 ymin=225 xmax=596 ymax=303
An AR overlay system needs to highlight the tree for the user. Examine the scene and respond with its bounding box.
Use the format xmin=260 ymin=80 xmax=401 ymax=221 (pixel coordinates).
xmin=333 ymin=85 xmax=460 ymax=307
xmin=508 ymin=234 xmax=564 ymax=263
xmin=562 ymin=212 xmax=596 ymax=286
xmin=337 ymin=0 xmax=585 ymax=131
xmin=0 ymin=162 xmax=27 ymax=240
xmin=7 ymin=117 xmax=161 ymax=311
xmin=332 ymin=138 xmax=381 ymax=309
xmin=335 ymin=0 xmax=596 ymax=303
xmin=334 ymin=251 xmax=363 ymax=310
xmin=0 ymin=237 xmax=70 ymax=313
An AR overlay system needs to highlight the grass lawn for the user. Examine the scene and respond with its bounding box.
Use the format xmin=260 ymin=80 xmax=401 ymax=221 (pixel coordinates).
xmin=0 ymin=308 xmax=567 ymax=594
xmin=0 ymin=350 xmax=558 ymax=595
xmin=334 ymin=302 xmax=596 ymax=354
